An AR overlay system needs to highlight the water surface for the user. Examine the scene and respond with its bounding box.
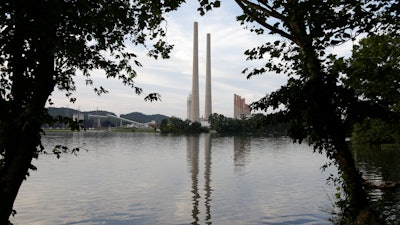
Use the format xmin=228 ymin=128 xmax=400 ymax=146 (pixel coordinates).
xmin=11 ymin=132 xmax=398 ymax=224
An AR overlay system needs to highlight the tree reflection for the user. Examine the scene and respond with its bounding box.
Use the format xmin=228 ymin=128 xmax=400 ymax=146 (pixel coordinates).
xmin=329 ymin=145 xmax=400 ymax=224
xmin=351 ymin=145 xmax=400 ymax=225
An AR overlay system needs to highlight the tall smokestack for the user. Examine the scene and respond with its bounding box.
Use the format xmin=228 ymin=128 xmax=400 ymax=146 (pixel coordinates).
xmin=191 ymin=22 xmax=200 ymax=122
xmin=187 ymin=94 xmax=192 ymax=120
xmin=205 ymin=33 xmax=212 ymax=120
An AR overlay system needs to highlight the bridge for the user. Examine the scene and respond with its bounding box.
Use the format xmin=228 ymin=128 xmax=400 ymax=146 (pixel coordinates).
xmin=88 ymin=114 xmax=154 ymax=128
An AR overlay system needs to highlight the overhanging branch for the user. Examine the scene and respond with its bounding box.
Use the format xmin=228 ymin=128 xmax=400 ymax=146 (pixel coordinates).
xmin=235 ymin=0 xmax=298 ymax=44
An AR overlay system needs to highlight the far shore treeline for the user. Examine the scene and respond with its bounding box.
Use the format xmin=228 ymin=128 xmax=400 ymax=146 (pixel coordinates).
xmin=44 ymin=107 xmax=289 ymax=136
xmin=159 ymin=113 xmax=288 ymax=136
xmin=45 ymin=107 xmax=399 ymax=144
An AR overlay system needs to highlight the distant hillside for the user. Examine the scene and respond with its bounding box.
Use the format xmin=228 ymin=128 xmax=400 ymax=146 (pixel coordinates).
xmin=120 ymin=112 xmax=169 ymax=124
xmin=46 ymin=107 xmax=169 ymax=128
xmin=47 ymin=107 xmax=116 ymax=119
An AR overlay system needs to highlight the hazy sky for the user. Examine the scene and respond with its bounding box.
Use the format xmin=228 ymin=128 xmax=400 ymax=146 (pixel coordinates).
xmin=48 ymin=2 xmax=352 ymax=119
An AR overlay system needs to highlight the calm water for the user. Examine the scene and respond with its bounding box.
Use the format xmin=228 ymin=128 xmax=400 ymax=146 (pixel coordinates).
xmin=10 ymin=132 xmax=399 ymax=225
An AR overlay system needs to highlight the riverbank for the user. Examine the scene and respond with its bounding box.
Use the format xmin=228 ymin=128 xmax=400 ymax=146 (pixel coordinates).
xmin=43 ymin=127 xmax=158 ymax=133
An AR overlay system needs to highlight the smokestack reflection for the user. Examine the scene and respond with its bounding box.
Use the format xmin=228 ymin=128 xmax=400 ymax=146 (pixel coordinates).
xmin=204 ymin=133 xmax=212 ymax=224
xmin=188 ymin=135 xmax=200 ymax=224
xmin=187 ymin=134 xmax=212 ymax=225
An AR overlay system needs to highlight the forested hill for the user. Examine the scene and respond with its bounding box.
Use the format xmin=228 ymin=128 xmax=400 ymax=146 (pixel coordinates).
xmin=47 ymin=107 xmax=168 ymax=124
xmin=120 ymin=112 xmax=168 ymax=124
xmin=47 ymin=107 xmax=117 ymax=120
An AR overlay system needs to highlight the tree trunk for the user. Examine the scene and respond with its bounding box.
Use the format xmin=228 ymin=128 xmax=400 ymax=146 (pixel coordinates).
xmin=0 ymin=114 xmax=41 ymax=224
xmin=302 ymin=47 xmax=382 ymax=223
xmin=0 ymin=1 xmax=56 ymax=221
xmin=312 ymin=77 xmax=382 ymax=224
xmin=332 ymin=136 xmax=381 ymax=224
xmin=293 ymin=24 xmax=381 ymax=221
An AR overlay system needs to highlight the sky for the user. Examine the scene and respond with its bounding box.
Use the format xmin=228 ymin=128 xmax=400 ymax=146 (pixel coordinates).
xmin=48 ymin=1 xmax=352 ymax=119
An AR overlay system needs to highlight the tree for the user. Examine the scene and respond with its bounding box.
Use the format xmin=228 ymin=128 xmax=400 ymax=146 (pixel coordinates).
xmin=0 ymin=0 xmax=226 ymax=223
xmin=208 ymin=113 xmax=287 ymax=135
xmin=208 ymin=113 xmax=240 ymax=134
xmin=233 ymin=0 xmax=398 ymax=223
xmin=345 ymin=34 xmax=400 ymax=144
xmin=346 ymin=34 xmax=400 ymax=110
xmin=351 ymin=118 xmax=400 ymax=144
xmin=159 ymin=117 xmax=208 ymax=134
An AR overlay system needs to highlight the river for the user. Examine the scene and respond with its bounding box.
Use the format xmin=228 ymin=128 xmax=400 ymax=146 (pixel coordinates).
xmin=11 ymin=132 xmax=400 ymax=224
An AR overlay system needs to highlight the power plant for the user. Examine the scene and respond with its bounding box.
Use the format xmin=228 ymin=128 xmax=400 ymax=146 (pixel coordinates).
xmin=190 ymin=22 xmax=200 ymax=122
xmin=233 ymin=94 xmax=251 ymax=119
xmin=188 ymin=22 xmax=212 ymax=122
xmin=187 ymin=22 xmax=250 ymax=121
xmin=205 ymin=33 xmax=212 ymax=120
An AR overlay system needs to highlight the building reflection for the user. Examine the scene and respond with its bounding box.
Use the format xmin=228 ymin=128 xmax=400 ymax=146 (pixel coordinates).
xmin=186 ymin=134 xmax=212 ymax=225
xmin=233 ymin=136 xmax=251 ymax=173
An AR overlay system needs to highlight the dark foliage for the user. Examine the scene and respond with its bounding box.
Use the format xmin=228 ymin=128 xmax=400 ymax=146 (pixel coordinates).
xmin=234 ymin=0 xmax=399 ymax=223
xmin=0 ymin=0 xmax=222 ymax=223
xmin=160 ymin=117 xmax=209 ymax=134
xmin=208 ymin=113 xmax=288 ymax=136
